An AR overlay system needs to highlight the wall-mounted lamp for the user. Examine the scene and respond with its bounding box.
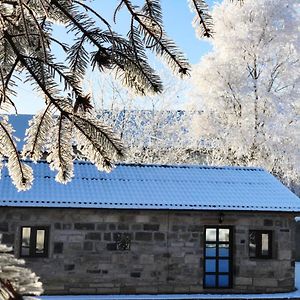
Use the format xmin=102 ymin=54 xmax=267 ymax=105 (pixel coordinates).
xmin=218 ymin=212 xmax=224 ymax=224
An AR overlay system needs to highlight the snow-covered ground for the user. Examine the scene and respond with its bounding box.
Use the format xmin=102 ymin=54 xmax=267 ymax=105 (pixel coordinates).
xmin=39 ymin=263 xmax=300 ymax=300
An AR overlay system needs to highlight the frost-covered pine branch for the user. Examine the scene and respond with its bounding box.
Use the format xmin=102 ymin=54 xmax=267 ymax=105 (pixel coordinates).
xmin=0 ymin=0 xmax=214 ymax=190
xmin=188 ymin=0 xmax=214 ymax=38
xmin=46 ymin=113 xmax=74 ymax=184
xmin=20 ymin=102 xmax=125 ymax=185
xmin=0 ymin=115 xmax=33 ymax=191
xmin=22 ymin=105 xmax=54 ymax=163
xmin=0 ymin=242 xmax=43 ymax=299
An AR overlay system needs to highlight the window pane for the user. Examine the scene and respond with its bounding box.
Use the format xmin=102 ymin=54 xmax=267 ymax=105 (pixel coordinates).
xmin=219 ymin=244 xmax=229 ymax=257
xmin=205 ymin=244 xmax=216 ymax=257
xmin=205 ymin=275 xmax=216 ymax=287
xmin=219 ymin=275 xmax=229 ymax=287
xmin=205 ymin=259 xmax=216 ymax=272
xmin=219 ymin=229 xmax=230 ymax=242
xmin=219 ymin=259 xmax=229 ymax=272
xmin=36 ymin=230 xmax=45 ymax=254
xmin=206 ymin=229 xmax=216 ymax=242
xmin=21 ymin=227 xmax=31 ymax=256
xmin=249 ymin=231 xmax=256 ymax=257
xmin=261 ymin=233 xmax=269 ymax=256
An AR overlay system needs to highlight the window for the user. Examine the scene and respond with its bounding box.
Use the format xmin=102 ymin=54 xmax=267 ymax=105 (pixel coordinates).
xmin=203 ymin=227 xmax=233 ymax=289
xmin=20 ymin=226 xmax=49 ymax=257
xmin=249 ymin=230 xmax=272 ymax=259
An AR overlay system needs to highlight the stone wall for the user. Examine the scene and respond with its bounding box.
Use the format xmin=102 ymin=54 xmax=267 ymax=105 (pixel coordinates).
xmin=0 ymin=207 xmax=296 ymax=295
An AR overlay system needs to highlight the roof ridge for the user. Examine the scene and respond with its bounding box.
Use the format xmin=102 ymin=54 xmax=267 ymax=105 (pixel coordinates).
xmin=18 ymin=159 xmax=265 ymax=172
xmin=75 ymin=161 xmax=265 ymax=172
xmin=27 ymin=175 xmax=271 ymax=185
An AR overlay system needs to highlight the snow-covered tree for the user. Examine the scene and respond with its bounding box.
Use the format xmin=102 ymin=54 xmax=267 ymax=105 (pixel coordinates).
xmin=0 ymin=243 xmax=43 ymax=299
xmin=0 ymin=0 xmax=215 ymax=190
xmin=100 ymin=109 xmax=205 ymax=165
xmin=191 ymin=0 xmax=300 ymax=186
xmin=93 ymin=70 xmax=205 ymax=165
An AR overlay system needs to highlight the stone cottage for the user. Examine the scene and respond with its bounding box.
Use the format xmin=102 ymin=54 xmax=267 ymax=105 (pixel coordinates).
xmin=0 ymin=161 xmax=299 ymax=295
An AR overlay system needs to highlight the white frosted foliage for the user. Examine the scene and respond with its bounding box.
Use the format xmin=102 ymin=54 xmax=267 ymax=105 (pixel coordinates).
xmin=22 ymin=105 xmax=55 ymax=162
xmin=0 ymin=115 xmax=33 ymax=191
xmin=75 ymin=129 xmax=113 ymax=173
xmin=17 ymin=100 xmax=123 ymax=187
xmin=187 ymin=0 xmax=212 ymax=39
xmin=98 ymin=109 xmax=201 ymax=165
xmin=0 ymin=242 xmax=43 ymax=299
xmin=191 ymin=0 xmax=300 ymax=186
xmin=74 ymin=112 xmax=123 ymax=173
xmin=46 ymin=114 xmax=74 ymax=184
xmin=93 ymin=69 xmax=200 ymax=166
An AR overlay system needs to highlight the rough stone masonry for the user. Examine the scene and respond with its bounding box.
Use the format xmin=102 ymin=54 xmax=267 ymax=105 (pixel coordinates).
xmin=0 ymin=207 xmax=296 ymax=295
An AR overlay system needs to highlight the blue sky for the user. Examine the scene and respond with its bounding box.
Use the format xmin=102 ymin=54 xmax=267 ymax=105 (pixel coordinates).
xmin=94 ymin=0 xmax=217 ymax=64
xmin=13 ymin=0 xmax=219 ymax=114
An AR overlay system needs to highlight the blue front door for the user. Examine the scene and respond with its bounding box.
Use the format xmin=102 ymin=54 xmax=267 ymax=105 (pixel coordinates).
xmin=203 ymin=227 xmax=233 ymax=288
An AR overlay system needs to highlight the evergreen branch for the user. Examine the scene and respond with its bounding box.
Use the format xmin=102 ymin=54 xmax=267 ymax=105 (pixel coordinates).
xmin=6 ymin=31 xmax=90 ymax=119
xmin=74 ymin=112 xmax=125 ymax=172
xmin=123 ymin=0 xmax=190 ymax=75
xmin=47 ymin=1 xmax=164 ymax=93
xmin=189 ymin=0 xmax=214 ymax=38
xmin=0 ymin=116 xmax=33 ymax=191
xmin=22 ymin=55 xmax=83 ymax=96
xmin=113 ymin=0 xmax=125 ymax=23
xmin=74 ymin=0 xmax=112 ymax=30
xmin=3 ymin=33 xmax=85 ymax=112
xmin=47 ymin=113 xmax=74 ymax=183
xmin=52 ymin=101 xmax=124 ymax=171
xmin=5 ymin=31 xmax=68 ymax=112
xmin=76 ymin=129 xmax=115 ymax=172
xmin=90 ymin=31 xmax=163 ymax=94
xmin=136 ymin=13 xmax=163 ymax=48
xmin=73 ymin=0 xmax=117 ymax=59
xmin=2 ymin=35 xmax=124 ymax=174
xmin=51 ymin=0 xmax=102 ymax=49
xmin=142 ymin=0 xmax=163 ymax=26
xmin=21 ymin=1 xmax=48 ymax=60
xmin=72 ymin=112 xmax=125 ymax=159
xmin=0 ymin=67 xmax=17 ymax=113
xmin=22 ymin=103 xmax=54 ymax=161
xmin=67 ymin=34 xmax=89 ymax=79
xmin=127 ymin=21 xmax=163 ymax=94
xmin=51 ymin=0 xmax=110 ymax=80
xmin=18 ymin=0 xmax=32 ymax=46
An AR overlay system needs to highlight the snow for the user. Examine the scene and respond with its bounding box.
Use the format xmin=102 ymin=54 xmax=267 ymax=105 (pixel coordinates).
xmin=37 ymin=263 xmax=300 ymax=299
xmin=0 ymin=243 xmax=43 ymax=297
xmin=0 ymin=161 xmax=299 ymax=212
xmin=190 ymin=0 xmax=300 ymax=187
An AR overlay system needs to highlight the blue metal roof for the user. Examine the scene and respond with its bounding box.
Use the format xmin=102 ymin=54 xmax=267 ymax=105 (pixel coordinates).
xmin=0 ymin=161 xmax=299 ymax=212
